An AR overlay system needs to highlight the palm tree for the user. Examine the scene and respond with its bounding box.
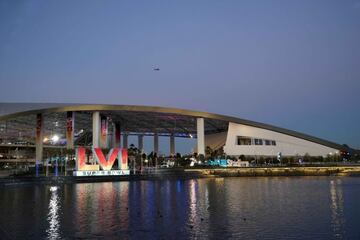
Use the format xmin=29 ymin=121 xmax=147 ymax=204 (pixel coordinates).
xmin=154 ymin=152 xmax=158 ymax=168
xmin=147 ymin=151 xmax=154 ymax=166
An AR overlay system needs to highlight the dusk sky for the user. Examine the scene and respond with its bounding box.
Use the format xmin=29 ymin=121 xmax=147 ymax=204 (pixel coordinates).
xmin=0 ymin=0 xmax=359 ymax=151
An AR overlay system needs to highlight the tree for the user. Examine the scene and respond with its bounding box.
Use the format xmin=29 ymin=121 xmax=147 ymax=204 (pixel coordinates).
xmin=217 ymin=147 xmax=225 ymax=158
xmin=153 ymin=152 xmax=158 ymax=167
xmin=147 ymin=151 xmax=154 ymax=166
xmin=175 ymin=152 xmax=182 ymax=166
xmin=303 ymin=153 xmax=310 ymax=162
xmin=128 ymin=144 xmax=140 ymax=156
xmin=205 ymin=146 xmax=213 ymax=158
xmin=198 ymin=154 xmax=205 ymax=163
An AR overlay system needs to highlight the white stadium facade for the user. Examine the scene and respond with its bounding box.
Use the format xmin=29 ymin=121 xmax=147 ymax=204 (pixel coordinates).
xmin=0 ymin=103 xmax=348 ymax=165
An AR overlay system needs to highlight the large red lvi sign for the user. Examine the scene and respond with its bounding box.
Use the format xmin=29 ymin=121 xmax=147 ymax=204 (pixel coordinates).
xmin=73 ymin=147 xmax=129 ymax=176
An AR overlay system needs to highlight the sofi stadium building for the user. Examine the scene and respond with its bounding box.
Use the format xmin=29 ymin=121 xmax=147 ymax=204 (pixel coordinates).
xmin=0 ymin=103 xmax=349 ymax=168
xmin=0 ymin=103 xmax=347 ymax=168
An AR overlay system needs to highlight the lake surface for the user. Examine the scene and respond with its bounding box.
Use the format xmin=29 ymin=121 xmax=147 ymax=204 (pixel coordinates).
xmin=1 ymin=177 xmax=360 ymax=239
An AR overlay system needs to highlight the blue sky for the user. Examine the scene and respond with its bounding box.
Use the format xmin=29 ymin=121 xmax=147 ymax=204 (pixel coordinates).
xmin=0 ymin=0 xmax=359 ymax=152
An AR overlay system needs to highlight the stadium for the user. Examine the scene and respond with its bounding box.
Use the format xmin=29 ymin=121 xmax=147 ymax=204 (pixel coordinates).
xmin=0 ymin=103 xmax=349 ymax=170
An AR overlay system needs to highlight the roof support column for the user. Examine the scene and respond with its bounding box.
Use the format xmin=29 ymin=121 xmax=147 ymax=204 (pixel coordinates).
xmin=35 ymin=113 xmax=43 ymax=177
xmin=123 ymin=133 xmax=128 ymax=149
xmin=113 ymin=122 xmax=121 ymax=148
xmin=170 ymin=133 xmax=175 ymax=156
xmin=138 ymin=134 xmax=144 ymax=171
xmin=138 ymin=135 xmax=144 ymax=153
xmin=154 ymin=133 xmax=159 ymax=155
xmin=92 ymin=111 xmax=100 ymax=148
xmin=100 ymin=116 xmax=108 ymax=149
xmin=154 ymin=133 xmax=159 ymax=168
xmin=197 ymin=118 xmax=205 ymax=156
xmin=66 ymin=111 xmax=75 ymax=149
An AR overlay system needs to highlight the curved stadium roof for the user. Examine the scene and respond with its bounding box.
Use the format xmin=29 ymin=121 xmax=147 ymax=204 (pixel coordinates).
xmin=0 ymin=103 xmax=345 ymax=150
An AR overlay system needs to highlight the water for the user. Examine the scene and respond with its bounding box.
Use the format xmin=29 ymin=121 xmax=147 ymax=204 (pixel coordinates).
xmin=1 ymin=177 xmax=360 ymax=239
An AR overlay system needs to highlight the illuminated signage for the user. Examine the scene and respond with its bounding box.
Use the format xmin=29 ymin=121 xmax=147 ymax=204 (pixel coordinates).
xmin=73 ymin=147 xmax=129 ymax=176
xmin=73 ymin=170 xmax=130 ymax=176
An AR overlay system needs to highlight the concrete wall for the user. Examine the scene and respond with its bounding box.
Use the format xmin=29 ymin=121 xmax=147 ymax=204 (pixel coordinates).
xmin=223 ymin=122 xmax=338 ymax=157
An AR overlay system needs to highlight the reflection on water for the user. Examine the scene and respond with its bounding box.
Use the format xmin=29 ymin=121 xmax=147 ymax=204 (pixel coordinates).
xmin=1 ymin=177 xmax=360 ymax=239
xmin=188 ymin=179 xmax=197 ymax=225
xmin=330 ymin=179 xmax=345 ymax=239
xmin=46 ymin=186 xmax=60 ymax=240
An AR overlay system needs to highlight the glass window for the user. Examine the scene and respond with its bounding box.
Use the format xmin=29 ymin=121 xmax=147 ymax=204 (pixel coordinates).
xmin=237 ymin=137 xmax=252 ymax=145
xmin=265 ymin=140 xmax=271 ymax=145
xmin=254 ymin=139 xmax=263 ymax=145
xmin=271 ymin=140 xmax=276 ymax=146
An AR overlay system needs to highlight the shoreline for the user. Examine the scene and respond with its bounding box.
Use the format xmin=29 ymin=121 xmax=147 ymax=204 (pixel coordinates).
xmin=185 ymin=166 xmax=360 ymax=177
xmin=1 ymin=166 xmax=360 ymax=187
